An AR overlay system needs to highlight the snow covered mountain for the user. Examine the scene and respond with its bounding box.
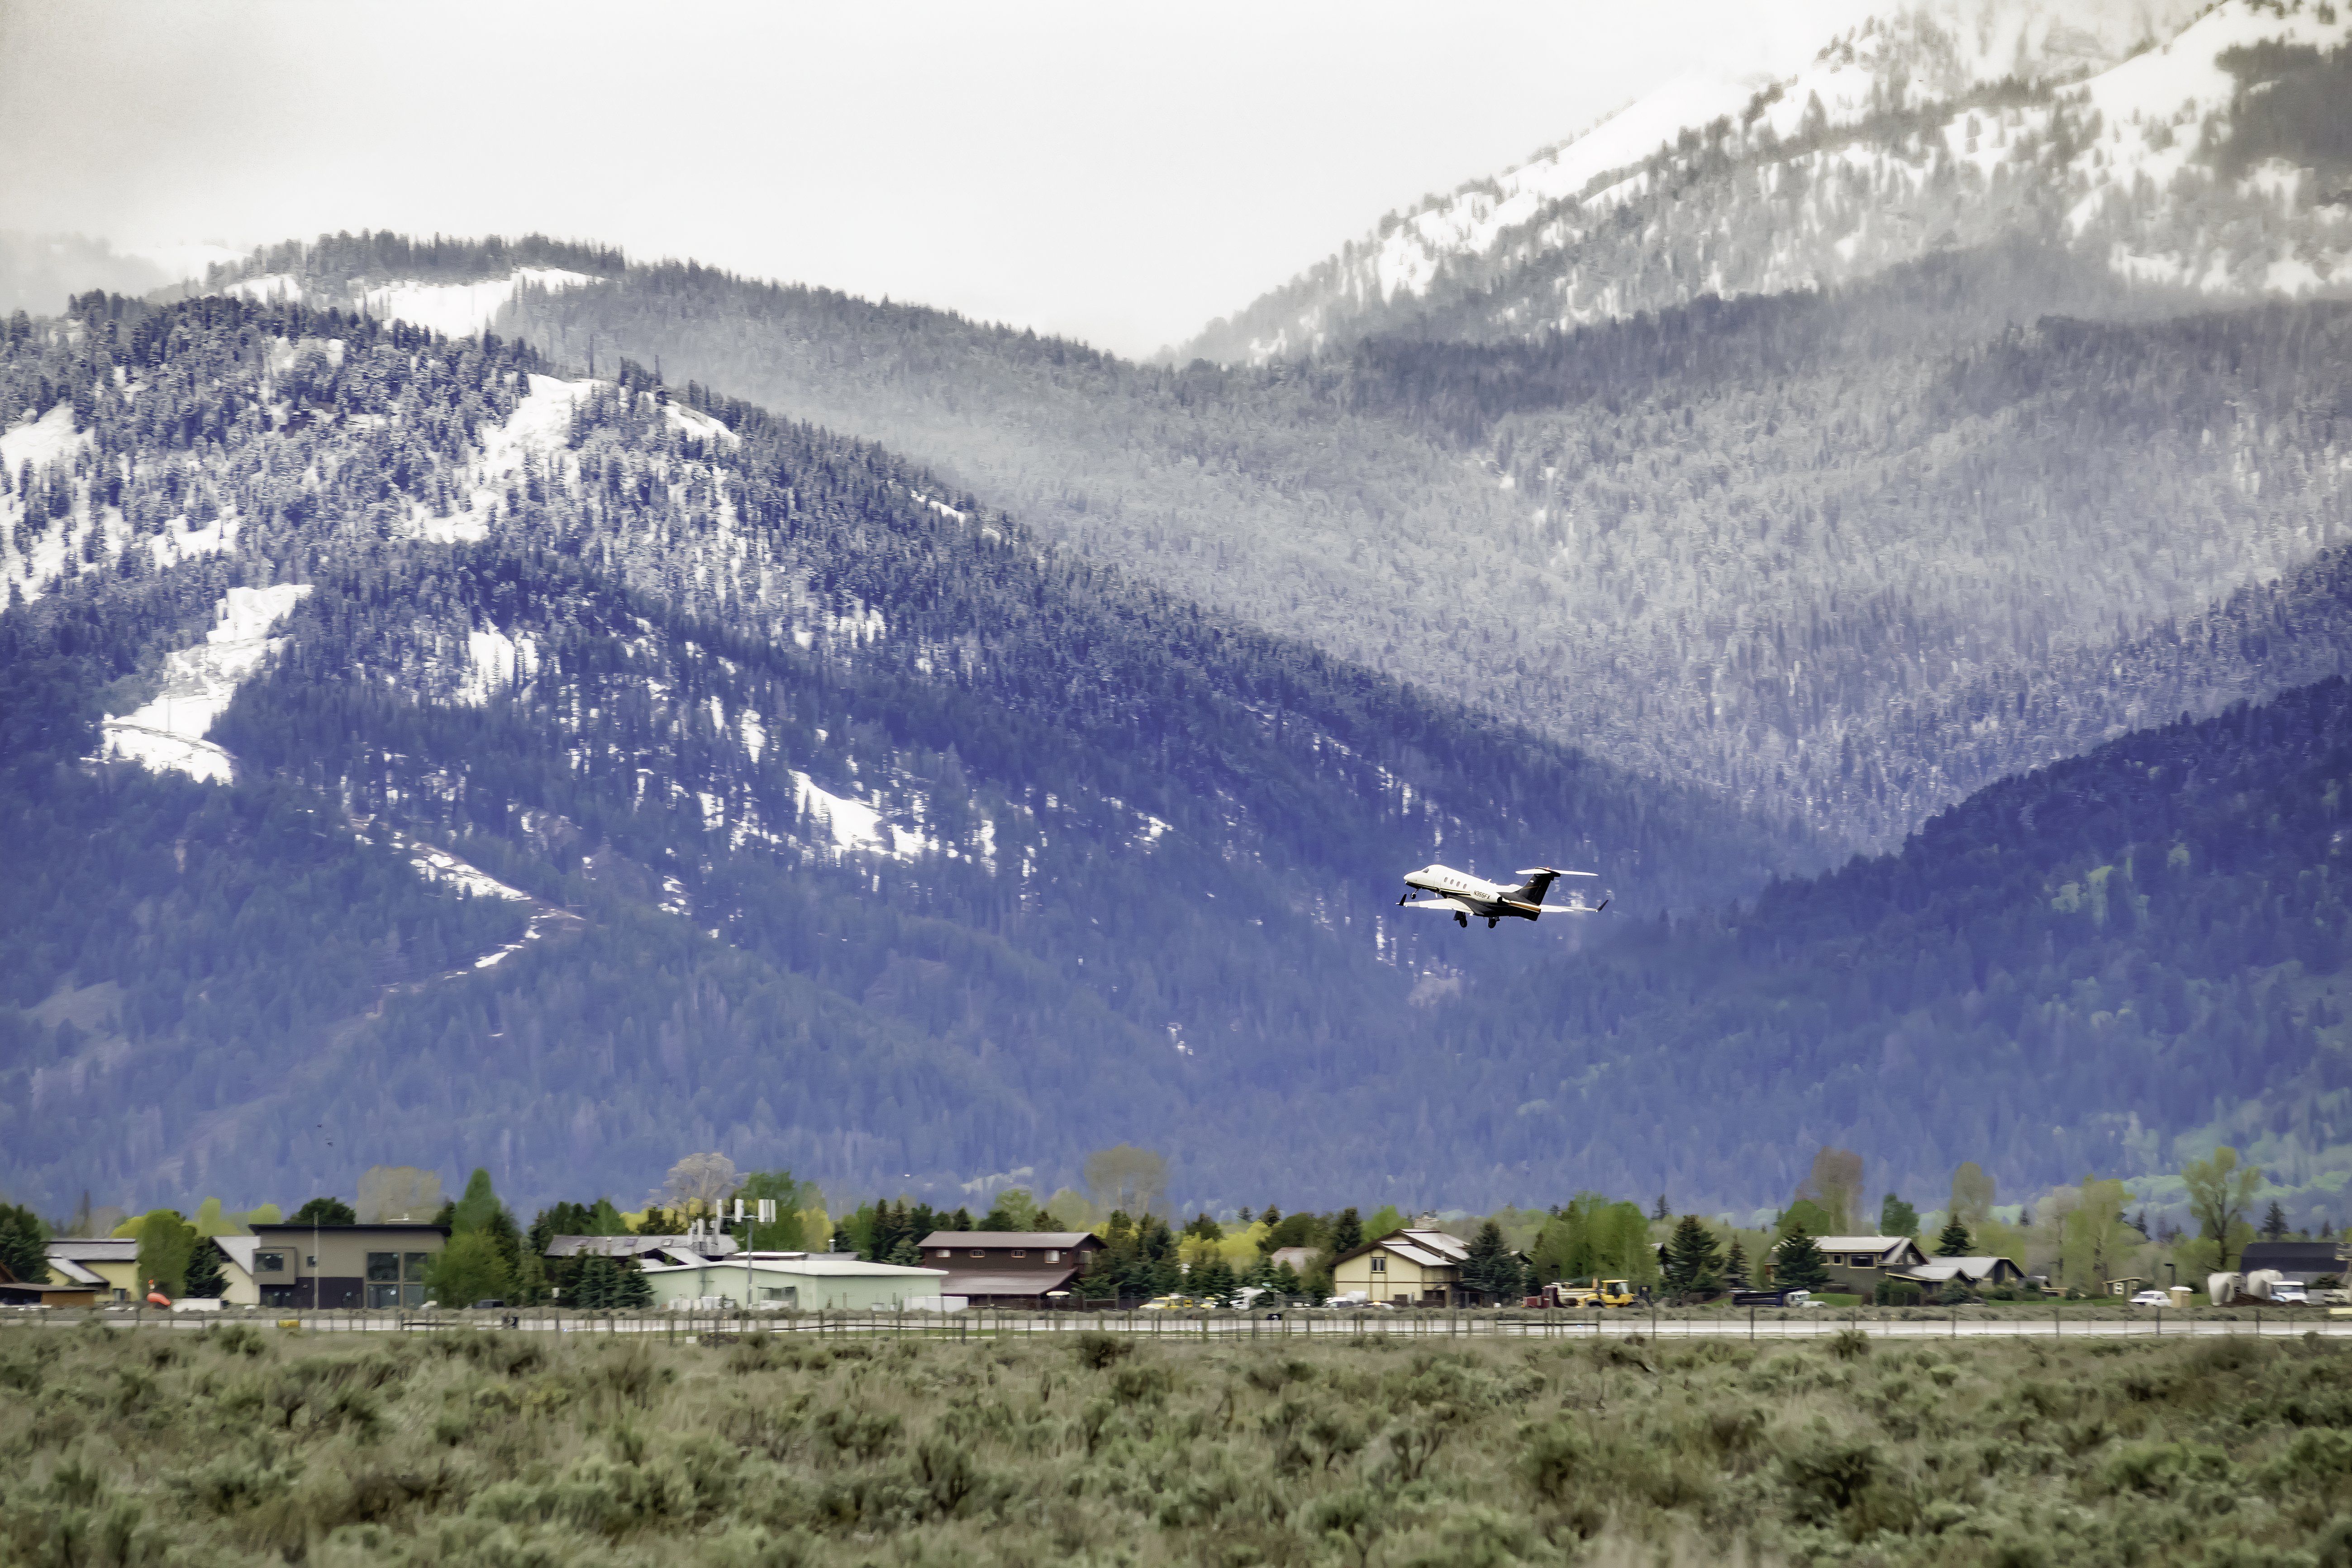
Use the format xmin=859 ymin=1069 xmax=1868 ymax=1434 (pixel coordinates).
xmin=0 ymin=288 xmax=1784 ymax=1215
xmin=1186 ymin=0 xmax=2352 ymax=361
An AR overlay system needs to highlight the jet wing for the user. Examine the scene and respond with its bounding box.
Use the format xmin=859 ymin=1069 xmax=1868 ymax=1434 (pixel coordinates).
xmin=1400 ymin=897 xmax=1475 ymax=914
xmin=1531 ymin=901 xmax=1608 ymax=914
xmin=1517 ymin=868 xmax=1597 ymax=877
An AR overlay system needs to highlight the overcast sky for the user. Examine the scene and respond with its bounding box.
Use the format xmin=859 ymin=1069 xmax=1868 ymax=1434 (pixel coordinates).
xmin=0 ymin=0 xmax=1846 ymax=356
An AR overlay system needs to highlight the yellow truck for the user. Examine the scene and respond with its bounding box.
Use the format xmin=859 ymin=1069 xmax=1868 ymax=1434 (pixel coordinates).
xmin=1552 ymin=1278 xmax=1638 ymax=1308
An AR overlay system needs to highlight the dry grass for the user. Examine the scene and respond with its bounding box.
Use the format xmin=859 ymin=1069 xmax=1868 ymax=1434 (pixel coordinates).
xmin=2 ymin=1321 xmax=2350 ymax=1566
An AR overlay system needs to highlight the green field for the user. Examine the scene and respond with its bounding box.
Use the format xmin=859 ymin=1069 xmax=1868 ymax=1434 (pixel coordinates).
xmin=5 ymin=1321 xmax=2351 ymax=1567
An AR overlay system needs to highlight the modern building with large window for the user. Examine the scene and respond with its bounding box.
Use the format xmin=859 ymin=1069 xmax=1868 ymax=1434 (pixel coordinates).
xmin=247 ymin=1222 xmax=449 ymax=1308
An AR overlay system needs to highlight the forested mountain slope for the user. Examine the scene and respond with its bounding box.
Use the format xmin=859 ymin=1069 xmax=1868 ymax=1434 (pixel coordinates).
xmin=1458 ymin=672 xmax=2352 ymax=1219
xmin=0 ymin=290 xmax=1775 ymax=1216
xmin=486 ymin=243 xmax=2352 ymax=850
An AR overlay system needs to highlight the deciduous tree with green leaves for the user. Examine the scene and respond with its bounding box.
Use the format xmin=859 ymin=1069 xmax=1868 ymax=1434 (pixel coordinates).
xmin=1878 ymin=1194 xmax=1919 ymax=1238
xmin=291 ymin=1197 xmax=356 ymax=1226
xmin=133 ymin=1210 xmax=198 ymax=1298
xmin=2184 ymin=1146 xmax=2262 ymax=1272
xmin=427 ymin=1229 xmax=513 ymax=1307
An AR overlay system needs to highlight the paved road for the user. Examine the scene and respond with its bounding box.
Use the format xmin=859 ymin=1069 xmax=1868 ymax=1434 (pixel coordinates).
xmin=10 ymin=1308 xmax=2345 ymax=1342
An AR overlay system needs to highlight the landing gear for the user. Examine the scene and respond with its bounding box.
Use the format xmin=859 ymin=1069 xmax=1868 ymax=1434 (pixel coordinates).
xmin=1397 ymin=892 xmax=1410 ymax=906
xmin=1486 ymin=917 xmax=1498 ymax=929
xmin=1454 ymin=912 xmax=1467 ymax=927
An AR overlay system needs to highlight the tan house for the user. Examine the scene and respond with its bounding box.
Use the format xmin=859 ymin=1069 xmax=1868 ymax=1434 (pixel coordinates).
xmin=1896 ymin=1255 xmax=2026 ymax=1291
xmin=247 ymin=1222 xmax=449 ymax=1308
xmin=47 ymin=1239 xmax=140 ymax=1302
xmin=1331 ymin=1228 xmax=1470 ymax=1307
xmin=1772 ymin=1235 xmax=1931 ymax=1295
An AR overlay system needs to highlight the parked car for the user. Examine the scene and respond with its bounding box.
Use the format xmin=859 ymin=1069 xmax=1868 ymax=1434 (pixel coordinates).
xmin=1730 ymin=1288 xmax=1813 ymax=1308
xmin=2128 ymin=1290 xmax=2171 ymax=1307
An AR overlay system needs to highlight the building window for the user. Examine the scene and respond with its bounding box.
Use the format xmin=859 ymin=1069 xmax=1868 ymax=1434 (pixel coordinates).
xmin=1011 ymin=1249 xmax=1026 ymax=1258
xmin=404 ymin=1253 xmax=431 ymax=1281
xmin=1047 ymin=1250 xmax=1060 ymax=1261
xmin=1371 ymin=1256 xmax=1386 ymax=1274
xmin=254 ymin=1252 xmax=284 ymax=1274
xmin=971 ymin=1249 xmax=986 ymax=1258
xmin=367 ymin=1253 xmax=401 ymax=1283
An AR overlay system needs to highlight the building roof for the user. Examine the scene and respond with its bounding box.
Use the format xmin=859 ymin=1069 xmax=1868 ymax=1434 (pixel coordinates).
xmin=1895 ymin=1256 xmax=2020 ymax=1281
xmin=2240 ymin=1241 xmax=2348 ymax=1269
xmin=937 ymin=1272 xmax=1081 ymax=1297
xmin=917 ymin=1231 xmax=1096 ymax=1250
xmin=640 ymin=1255 xmax=946 ymax=1279
xmin=47 ymin=1256 xmax=103 ymax=1286
xmin=1331 ymin=1228 xmax=1471 ymax=1272
xmin=1781 ymin=1235 xmax=1923 ymax=1257
xmin=250 ymin=1221 xmax=451 ymax=1235
xmin=546 ymin=1232 xmax=739 ymax=1258
xmin=212 ymin=1235 xmax=260 ymax=1274
xmin=1267 ymin=1247 xmax=1318 ymax=1269
xmin=48 ymin=1239 xmax=138 ymax=1263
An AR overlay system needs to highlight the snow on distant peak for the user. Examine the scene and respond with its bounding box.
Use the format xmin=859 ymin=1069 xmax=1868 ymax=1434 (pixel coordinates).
xmin=100 ymin=584 xmax=313 ymax=784
xmin=1193 ymin=0 xmax=2271 ymax=359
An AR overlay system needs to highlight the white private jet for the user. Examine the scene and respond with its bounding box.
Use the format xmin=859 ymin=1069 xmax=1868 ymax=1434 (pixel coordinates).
xmin=1396 ymin=865 xmax=1607 ymax=928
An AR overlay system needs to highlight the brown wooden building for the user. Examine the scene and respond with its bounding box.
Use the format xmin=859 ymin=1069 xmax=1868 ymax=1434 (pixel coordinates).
xmin=917 ymin=1231 xmax=1105 ymax=1306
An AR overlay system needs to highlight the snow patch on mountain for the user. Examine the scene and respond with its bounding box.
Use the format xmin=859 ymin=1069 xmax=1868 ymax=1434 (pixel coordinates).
xmin=100 ymin=584 xmax=313 ymax=784
xmin=358 ymin=268 xmax=599 ymax=339
xmin=455 ymin=624 xmax=541 ymax=705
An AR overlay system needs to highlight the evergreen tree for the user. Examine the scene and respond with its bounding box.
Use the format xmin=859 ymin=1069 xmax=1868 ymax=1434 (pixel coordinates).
xmin=616 ymin=1259 xmax=652 ymax=1309
xmin=1936 ymin=1217 xmax=1975 ymax=1256
xmin=1724 ymin=1239 xmax=1751 ymax=1288
xmin=1461 ymin=1219 xmax=1519 ymax=1303
xmin=1652 ymin=1194 xmax=1670 ymax=1222
xmin=1193 ymin=1253 xmax=1238 ymax=1304
xmin=184 ymin=1237 xmax=227 ymax=1299
xmin=2262 ymin=1201 xmax=2289 ymax=1241
xmin=1774 ymin=1229 xmax=1830 ymax=1292
xmin=1328 ymin=1208 xmax=1363 ymax=1256
xmin=0 ymin=1202 xmax=46 ymax=1285
xmin=1662 ymin=1215 xmax=1724 ymax=1300
xmin=512 ymin=1247 xmax=550 ymax=1306
xmin=1878 ymin=1194 xmax=1919 ymax=1237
